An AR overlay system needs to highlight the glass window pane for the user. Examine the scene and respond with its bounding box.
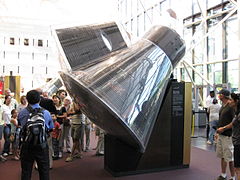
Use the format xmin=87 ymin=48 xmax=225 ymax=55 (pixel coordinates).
xmin=193 ymin=24 xmax=204 ymax=64
xmin=181 ymin=66 xmax=192 ymax=82
xmin=138 ymin=13 xmax=145 ymax=37
xmin=125 ymin=22 xmax=131 ymax=33
xmin=132 ymin=18 xmax=137 ymax=39
xmin=194 ymin=65 xmax=203 ymax=85
xmin=122 ymin=0 xmax=127 ymax=18
xmin=177 ymin=0 xmax=192 ymax=18
xmin=208 ymin=63 xmax=222 ymax=85
xmin=192 ymin=0 xmax=200 ymax=14
xmin=182 ymin=27 xmax=193 ymax=64
xmin=208 ymin=17 xmax=222 ymax=62
xmin=161 ymin=0 xmax=169 ymax=12
xmin=223 ymin=2 xmax=235 ymax=10
xmin=144 ymin=11 xmax=151 ymax=31
xmin=226 ymin=15 xmax=238 ymax=59
xmin=228 ymin=60 xmax=239 ymax=91
xmin=128 ymin=0 xmax=133 ymax=18
xmin=180 ymin=68 xmax=185 ymax=81
xmin=153 ymin=4 xmax=160 ymax=21
xmin=138 ymin=0 xmax=144 ymax=13
xmin=132 ymin=0 xmax=138 ymax=16
xmin=207 ymin=0 xmax=222 ymax=9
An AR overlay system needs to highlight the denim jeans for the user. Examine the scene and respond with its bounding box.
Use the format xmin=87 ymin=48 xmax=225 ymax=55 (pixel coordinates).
xmin=52 ymin=138 xmax=59 ymax=158
xmin=208 ymin=120 xmax=218 ymax=143
xmin=3 ymin=124 xmax=11 ymax=154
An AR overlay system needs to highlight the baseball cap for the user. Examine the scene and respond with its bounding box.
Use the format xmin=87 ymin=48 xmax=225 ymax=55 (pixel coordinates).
xmin=218 ymin=89 xmax=230 ymax=97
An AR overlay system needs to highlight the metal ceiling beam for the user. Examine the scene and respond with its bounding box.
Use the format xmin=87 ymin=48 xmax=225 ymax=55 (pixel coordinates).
xmin=184 ymin=8 xmax=235 ymax=27
xmin=186 ymin=6 xmax=237 ymax=52
xmin=182 ymin=60 xmax=214 ymax=87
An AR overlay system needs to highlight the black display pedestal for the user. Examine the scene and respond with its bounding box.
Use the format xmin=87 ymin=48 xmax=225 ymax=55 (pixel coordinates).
xmin=104 ymin=81 xmax=189 ymax=177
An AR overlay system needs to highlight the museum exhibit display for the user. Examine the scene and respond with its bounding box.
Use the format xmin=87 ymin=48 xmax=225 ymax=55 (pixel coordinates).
xmin=41 ymin=78 xmax=63 ymax=96
xmin=54 ymin=22 xmax=191 ymax=176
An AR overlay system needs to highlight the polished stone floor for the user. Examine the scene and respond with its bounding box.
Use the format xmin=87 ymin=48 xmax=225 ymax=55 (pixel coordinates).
xmin=191 ymin=126 xmax=216 ymax=152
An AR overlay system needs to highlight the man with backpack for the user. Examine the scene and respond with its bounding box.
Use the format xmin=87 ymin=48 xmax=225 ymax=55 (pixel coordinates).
xmin=18 ymin=90 xmax=54 ymax=180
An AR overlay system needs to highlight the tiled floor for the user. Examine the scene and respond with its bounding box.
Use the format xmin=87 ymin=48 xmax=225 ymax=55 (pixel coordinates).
xmin=191 ymin=127 xmax=216 ymax=152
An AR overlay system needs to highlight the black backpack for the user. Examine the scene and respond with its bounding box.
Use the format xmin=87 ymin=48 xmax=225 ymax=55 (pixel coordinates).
xmin=21 ymin=106 xmax=47 ymax=148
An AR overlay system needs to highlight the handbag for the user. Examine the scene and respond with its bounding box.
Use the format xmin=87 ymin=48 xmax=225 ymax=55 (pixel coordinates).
xmin=10 ymin=134 xmax=15 ymax=142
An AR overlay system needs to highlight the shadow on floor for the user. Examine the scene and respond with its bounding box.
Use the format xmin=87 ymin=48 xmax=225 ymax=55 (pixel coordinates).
xmin=191 ymin=127 xmax=216 ymax=152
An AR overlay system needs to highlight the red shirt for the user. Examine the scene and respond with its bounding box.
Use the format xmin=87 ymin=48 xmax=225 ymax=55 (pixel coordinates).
xmin=52 ymin=121 xmax=61 ymax=139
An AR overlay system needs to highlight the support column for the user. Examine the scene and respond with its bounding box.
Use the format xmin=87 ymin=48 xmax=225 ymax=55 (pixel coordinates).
xmin=238 ymin=0 xmax=240 ymax=91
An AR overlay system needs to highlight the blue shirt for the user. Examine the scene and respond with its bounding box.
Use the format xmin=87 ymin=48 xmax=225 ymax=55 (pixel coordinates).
xmin=17 ymin=103 xmax=54 ymax=131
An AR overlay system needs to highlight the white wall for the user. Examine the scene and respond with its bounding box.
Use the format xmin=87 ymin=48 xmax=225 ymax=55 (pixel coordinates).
xmin=0 ymin=17 xmax=61 ymax=93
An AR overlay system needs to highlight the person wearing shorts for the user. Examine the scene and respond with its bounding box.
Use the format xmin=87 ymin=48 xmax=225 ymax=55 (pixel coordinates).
xmin=65 ymin=102 xmax=84 ymax=162
xmin=218 ymin=93 xmax=240 ymax=180
xmin=216 ymin=89 xmax=235 ymax=180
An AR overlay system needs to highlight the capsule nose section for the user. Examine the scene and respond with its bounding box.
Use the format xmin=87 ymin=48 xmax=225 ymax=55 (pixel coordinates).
xmin=143 ymin=25 xmax=185 ymax=67
xmin=55 ymin=22 xmax=185 ymax=152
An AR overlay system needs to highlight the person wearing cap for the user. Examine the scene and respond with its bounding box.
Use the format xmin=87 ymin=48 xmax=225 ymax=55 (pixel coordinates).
xmin=217 ymin=93 xmax=240 ymax=180
xmin=215 ymin=89 xmax=235 ymax=180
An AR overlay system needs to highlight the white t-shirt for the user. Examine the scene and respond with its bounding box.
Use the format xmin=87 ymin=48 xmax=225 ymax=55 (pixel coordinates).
xmin=208 ymin=103 xmax=221 ymax=122
xmin=0 ymin=97 xmax=18 ymax=109
xmin=17 ymin=104 xmax=27 ymax=113
xmin=2 ymin=104 xmax=13 ymax=125
xmin=206 ymin=95 xmax=214 ymax=108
